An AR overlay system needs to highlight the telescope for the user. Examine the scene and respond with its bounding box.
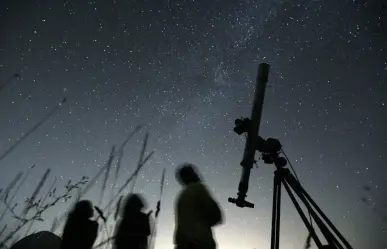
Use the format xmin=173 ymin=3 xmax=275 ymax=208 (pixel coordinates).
xmin=228 ymin=63 xmax=353 ymax=249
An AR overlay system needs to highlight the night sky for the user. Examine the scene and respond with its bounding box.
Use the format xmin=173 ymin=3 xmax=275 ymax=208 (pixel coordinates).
xmin=0 ymin=0 xmax=386 ymax=249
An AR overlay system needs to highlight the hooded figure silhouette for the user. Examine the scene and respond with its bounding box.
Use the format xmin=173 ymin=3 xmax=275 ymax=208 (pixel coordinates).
xmin=114 ymin=193 xmax=151 ymax=249
xmin=60 ymin=200 xmax=98 ymax=249
xmin=174 ymin=163 xmax=223 ymax=249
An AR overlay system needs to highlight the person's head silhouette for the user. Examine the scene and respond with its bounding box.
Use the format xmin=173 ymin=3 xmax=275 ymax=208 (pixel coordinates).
xmin=71 ymin=200 xmax=94 ymax=219
xmin=175 ymin=163 xmax=202 ymax=186
xmin=123 ymin=193 xmax=146 ymax=216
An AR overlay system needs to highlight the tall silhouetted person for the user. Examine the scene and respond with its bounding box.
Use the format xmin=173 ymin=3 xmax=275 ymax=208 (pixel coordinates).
xmin=60 ymin=200 xmax=98 ymax=249
xmin=174 ymin=163 xmax=223 ymax=249
xmin=114 ymin=193 xmax=151 ymax=249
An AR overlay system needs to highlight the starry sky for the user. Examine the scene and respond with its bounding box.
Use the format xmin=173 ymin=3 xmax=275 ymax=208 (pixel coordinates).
xmin=0 ymin=0 xmax=386 ymax=248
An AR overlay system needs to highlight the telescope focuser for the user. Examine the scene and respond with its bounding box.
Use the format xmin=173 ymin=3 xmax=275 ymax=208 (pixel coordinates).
xmin=228 ymin=181 xmax=254 ymax=208
xmin=228 ymin=197 xmax=254 ymax=208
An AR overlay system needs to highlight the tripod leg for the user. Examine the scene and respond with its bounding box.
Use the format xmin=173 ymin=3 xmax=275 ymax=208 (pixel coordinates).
xmin=286 ymin=174 xmax=352 ymax=249
xmin=270 ymin=175 xmax=280 ymax=249
xmin=275 ymin=175 xmax=281 ymax=249
xmin=284 ymin=174 xmax=344 ymax=249
xmin=281 ymin=180 xmax=325 ymax=249
xmin=293 ymin=178 xmax=353 ymax=249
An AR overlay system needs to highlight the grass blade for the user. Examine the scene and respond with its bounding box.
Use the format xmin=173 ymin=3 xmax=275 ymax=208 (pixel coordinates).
xmin=22 ymin=168 xmax=51 ymax=216
xmin=0 ymin=172 xmax=23 ymax=202
xmin=99 ymin=146 xmax=115 ymax=207
xmin=130 ymin=133 xmax=149 ymax=193
xmin=103 ymin=151 xmax=154 ymax=213
xmin=24 ymin=176 xmax=57 ymax=236
xmin=0 ymin=98 xmax=67 ymax=163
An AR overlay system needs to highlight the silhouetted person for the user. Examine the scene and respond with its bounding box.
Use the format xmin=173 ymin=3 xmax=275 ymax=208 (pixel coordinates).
xmin=174 ymin=163 xmax=223 ymax=249
xmin=114 ymin=193 xmax=151 ymax=249
xmin=60 ymin=200 xmax=98 ymax=249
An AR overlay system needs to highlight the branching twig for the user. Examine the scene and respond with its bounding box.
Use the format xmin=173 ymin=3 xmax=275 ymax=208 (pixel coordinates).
xmin=54 ymin=144 xmax=121 ymax=232
xmin=22 ymin=168 xmax=51 ymax=216
xmin=0 ymin=125 xmax=153 ymax=249
xmin=2 ymin=201 xmax=18 ymax=218
xmin=9 ymin=165 xmax=35 ymax=204
xmin=24 ymin=177 xmax=57 ymax=236
xmin=1 ymin=176 xmax=87 ymax=247
xmin=0 ymin=166 xmax=36 ymax=224
xmin=0 ymin=172 xmax=23 ymax=225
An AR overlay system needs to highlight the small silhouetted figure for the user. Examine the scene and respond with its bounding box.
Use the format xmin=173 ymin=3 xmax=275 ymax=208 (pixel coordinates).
xmin=174 ymin=163 xmax=223 ymax=249
xmin=60 ymin=200 xmax=98 ymax=249
xmin=114 ymin=194 xmax=151 ymax=249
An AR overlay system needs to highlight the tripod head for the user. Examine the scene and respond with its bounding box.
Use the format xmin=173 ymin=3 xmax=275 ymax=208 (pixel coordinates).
xmin=235 ymin=121 xmax=286 ymax=166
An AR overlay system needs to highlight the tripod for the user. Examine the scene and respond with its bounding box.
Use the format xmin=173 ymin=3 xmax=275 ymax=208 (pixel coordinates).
xmin=270 ymin=165 xmax=353 ymax=249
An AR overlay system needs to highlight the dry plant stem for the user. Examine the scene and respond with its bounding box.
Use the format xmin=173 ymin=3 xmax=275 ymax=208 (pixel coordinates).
xmin=104 ymin=225 xmax=112 ymax=249
xmin=55 ymin=144 xmax=120 ymax=231
xmin=93 ymin=126 xmax=144 ymax=222
xmin=48 ymin=177 xmax=88 ymax=233
xmin=8 ymin=165 xmax=35 ymax=206
xmin=1 ymin=201 xmax=18 ymax=218
xmin=93 ymin=235 xmax=115 ymax=249
xmin=1 ymin=177 xmax=86 ymax=246
xmin=115 ymin=125 xmax=144 ymax=180
xmin=130 ymin=132 xmax=149 ymax=193
xmin=98 ymin=150 xmax=154 ymax=243
xmin=0 ymin=97 xmax=67 ymax=163
xmin=97 ymin=219 xmax=110 ymax=249
xmin=80 ymin=154 xmax=114 ymax=199
xmin=0 ymin=225 xmax=7 ymax=240
xmin=60 ymin=186 xmax=82 ymax=231
xmin=0 ymin=172 xmax=23 ymax=201
xmin=24 ymin=177 xmax=57 ymax=236
xmin=114 ymin=195 xmax=123 ymax=220
xmin=22 ymin=168 xmax=51 ymax=216
xmin=50 ymin=217 xmax=58 ymax=233
xmin=0 ymin=172 xmax=23 ymax=224
xmin=109 ymin=125 xmax=143 ymax=214
xmin=99 ymin=146 xmax=116 ymax=207
xmin=102 ymin=151 xmax=154 ymax=214
xmin=149 ymin=168 xmax=166 ymax=249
